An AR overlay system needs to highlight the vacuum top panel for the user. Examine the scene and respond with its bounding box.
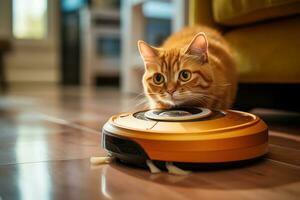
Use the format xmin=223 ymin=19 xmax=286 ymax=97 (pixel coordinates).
xmin=108 ymin=108 xmax=259 ymax=135
xmin=144 ymin=107 xmax=212 ymax=121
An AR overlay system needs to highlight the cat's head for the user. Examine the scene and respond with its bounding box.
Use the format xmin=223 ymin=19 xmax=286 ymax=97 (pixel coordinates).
xmin=138 ymin=32 xmax=213 ymax=109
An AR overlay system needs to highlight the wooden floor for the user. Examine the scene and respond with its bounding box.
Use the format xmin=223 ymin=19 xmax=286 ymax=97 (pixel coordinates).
xmin=0 ymin=86 xmax=300 ymax=200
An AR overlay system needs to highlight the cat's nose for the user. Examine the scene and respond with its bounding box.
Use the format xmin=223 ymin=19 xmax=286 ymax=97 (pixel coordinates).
xmin=167 ymin=86 xmax=176 ymax=95
xmin=167 ymin=90 xmax=175 ymax=94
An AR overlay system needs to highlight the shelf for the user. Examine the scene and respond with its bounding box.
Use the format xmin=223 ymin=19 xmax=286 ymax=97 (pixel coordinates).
xmin=90 ymin=8 xmax=120 ymax=19
xmin=91 ymin=27 xmax=120 ymax=36
xmin=94 ymin=68 xmax=119 ymax=76
xmin=93 ymin=61 xmax=120 ymax=76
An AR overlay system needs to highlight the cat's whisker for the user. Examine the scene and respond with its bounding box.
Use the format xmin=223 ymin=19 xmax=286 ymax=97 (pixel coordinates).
xmin=198 ymin=95 xmax=222 ymax=103
xmin=179 ymin=91 xmax=217 ymax=100
xmin=211 ymin=83 xmax=232 ymax=87
xmin=177 ymin=91 xmax=223 ymax=108
xmin=185 ymin=91 xmax=219 ymax=99
xmin=177 ymin=94 xmax=209 ymax=108
xmin=189 ymin=97 xmax=208 ymax=108
xmin=122 ymin=95 xmax=150 ymax=112
xmin=132 ymin=101 xmax=148 ymax=111
xmin=127 ymin=92 xmax=147 ymax=102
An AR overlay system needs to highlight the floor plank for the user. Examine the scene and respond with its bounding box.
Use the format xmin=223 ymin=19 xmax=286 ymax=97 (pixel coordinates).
xmin=0 ymin=86 xmax=300 ymax=200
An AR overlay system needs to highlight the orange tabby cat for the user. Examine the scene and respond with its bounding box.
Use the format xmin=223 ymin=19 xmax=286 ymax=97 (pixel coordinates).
xmin=138 ymin=26 xmax=237 ymax=110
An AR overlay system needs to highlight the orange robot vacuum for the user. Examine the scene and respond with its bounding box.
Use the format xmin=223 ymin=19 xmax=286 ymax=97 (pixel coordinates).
xmin=102 ymin=107 xmax=268 ymax=166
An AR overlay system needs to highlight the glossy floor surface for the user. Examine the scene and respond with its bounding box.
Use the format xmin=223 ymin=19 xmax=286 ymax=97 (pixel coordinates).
xmin=0 ymin=86 xmax=300 ymax=200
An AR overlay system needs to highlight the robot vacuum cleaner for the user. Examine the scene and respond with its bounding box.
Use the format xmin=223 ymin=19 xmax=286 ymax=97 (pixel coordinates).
xmin=102 ymin=107 xmax=268 ymax=166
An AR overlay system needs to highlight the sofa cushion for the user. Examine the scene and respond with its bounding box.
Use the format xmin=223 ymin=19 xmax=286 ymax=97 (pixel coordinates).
xmin=225 ymin=16 xmax=300 ymax=83
xmin=213 ymin=0 xmax=300 ymax=26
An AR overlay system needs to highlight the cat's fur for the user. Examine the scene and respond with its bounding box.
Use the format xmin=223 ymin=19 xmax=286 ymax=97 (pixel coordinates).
xmin=138 ymin=26 xmax=237 ymax=110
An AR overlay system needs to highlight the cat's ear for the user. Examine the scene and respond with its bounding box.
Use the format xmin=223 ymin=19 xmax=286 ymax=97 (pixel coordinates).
xmin=138 ymin=40 xmax=159 ymax=60
xmin=184 ymin=32 xmax=208 ymax=59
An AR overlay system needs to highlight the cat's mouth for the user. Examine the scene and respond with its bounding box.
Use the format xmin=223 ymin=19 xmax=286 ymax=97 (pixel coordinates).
xmin=160 ymin=101 xmax=202 ymax=110
xmin=156 ymin=93 xmax=208 ymax=109
xmin=160 ymin=95 xmax=207 ymax=109
xmin=160 ymin=98 xmax=198 ymax=109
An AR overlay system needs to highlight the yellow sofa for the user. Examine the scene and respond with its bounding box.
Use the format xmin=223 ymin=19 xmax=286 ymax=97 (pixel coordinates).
xmin=189 ymin=0 xmax=300 ymax=110
xmin=190 ymin=0 xmax=300 ymax=83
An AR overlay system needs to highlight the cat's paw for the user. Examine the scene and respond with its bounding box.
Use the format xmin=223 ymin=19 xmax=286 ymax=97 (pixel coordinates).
xmin=90 ymin=156 xmax=114 ymax=165
xmin=166 ymin=162 xmax=192 ymax=175
xmin=146 ymin=160 xmax=162 ymax=173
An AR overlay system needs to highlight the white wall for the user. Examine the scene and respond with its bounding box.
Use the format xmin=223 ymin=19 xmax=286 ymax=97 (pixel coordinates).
xmin=0 ymin=0 xmax=60 ymax=84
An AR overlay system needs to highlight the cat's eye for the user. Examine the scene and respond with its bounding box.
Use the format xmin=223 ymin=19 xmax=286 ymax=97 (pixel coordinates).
xmin=153 ymin=73 xmax=164 ymax=85
xmin=179 ymin=70 xmax=192 ymax=82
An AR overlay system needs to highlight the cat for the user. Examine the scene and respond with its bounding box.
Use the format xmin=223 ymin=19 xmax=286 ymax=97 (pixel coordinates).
xmin=138 ymin=26 xmax=237 ymax=110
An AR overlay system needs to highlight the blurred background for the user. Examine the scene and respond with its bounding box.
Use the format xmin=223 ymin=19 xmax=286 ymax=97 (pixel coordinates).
xmin=0 ymin=0 xmax=300 ymax=111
